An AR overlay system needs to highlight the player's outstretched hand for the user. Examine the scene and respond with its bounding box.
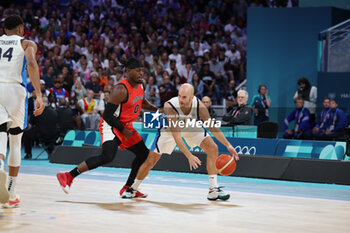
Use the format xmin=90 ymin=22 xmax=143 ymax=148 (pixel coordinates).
xmin=34 ymin=96 xmax=45 ymax=116
xmin=188 ymin=154 xmax=201 ymax=171
xmin=122 ymin=128 xmax=133 ymax=140
xmin=227 ymin=145 xmax=239 ymax=161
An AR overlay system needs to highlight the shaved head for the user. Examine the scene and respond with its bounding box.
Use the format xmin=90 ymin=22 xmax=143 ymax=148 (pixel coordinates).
xmin=178 ymin=83 xmax=194 ymax=108
xmin=179 ymin=83 xmax=194 ymax=97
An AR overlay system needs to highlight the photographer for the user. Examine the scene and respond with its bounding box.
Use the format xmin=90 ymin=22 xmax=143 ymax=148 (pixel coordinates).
xmin=293 ymin=77 xmax=317 ymax=125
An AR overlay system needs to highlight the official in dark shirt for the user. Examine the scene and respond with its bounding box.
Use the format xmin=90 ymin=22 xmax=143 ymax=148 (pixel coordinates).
xmin=23 ymin=97 xmax=59 ymax=159
xmin=223 ymin=90 xmax=253 ymax=126
xmin=56 ymin=98 xmax=76 ymax=135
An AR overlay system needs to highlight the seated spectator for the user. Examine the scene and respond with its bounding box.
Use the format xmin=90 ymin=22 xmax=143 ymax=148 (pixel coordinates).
xmin=97 ymin=91 xmax=110 ymax=115
xmin=225 ymin=80 xmax=238 ymax=112
xmin=250 ymin=85 xmax=271 ymax=125
xmin=23 ymin=97 xmax=59 ymax=159
xmin=49 ymin=78 xmax=69 ymax=102
xmin=283 ymin=97 xmax=312 ymax=140
xmin=56 ymin=98 xmax=76 ymax=135
xmin=145 ymin=76 xmax=159 ymax=94
xmin=71 ymin=79 xmax=87 ymax=100
xmin=293 ymin=77 xmax=317 ymax=125
xmin=68 ymin=92 xmax=83 ymax=130
xmin=180 ymin=60 xmax=195 ymax=83
xmin=318 ymin=99 xmax=348 ymax=141
xmin=313 ymin=97 xmax=331 ymax=139
xmin=166 ymin=59 xmax=178 ymax=76
xmin=48 ymin=92 xmax=58 ymax=109
xmin=97 ymin=66 xmax=109 ymax=90
xmin=223 ymin=90 xmax=252 ymax=126
xmin=78 ymin=90 xmax=101 ymax=131
xmin=209 ymin=53 xmax=227 ymax=88
xmin=85 ymin=72 xmax=102 ymax=99
xmin=190 ymin=73 xmax=204 ymax=99
xmin=146 ymin=86 xmax=161 ymax=108
xmin=42 ymin=65 xmax=56 ymax=88
xmin=40 ymin=79 xmax=50 ymax=97
xmin=202 ymin=96 xmax=217 ymax=119
xmin=199 ymin=61 xmax=221 ymax=104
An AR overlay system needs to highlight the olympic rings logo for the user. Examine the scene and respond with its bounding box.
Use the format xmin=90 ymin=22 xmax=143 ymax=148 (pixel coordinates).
xmin=234 ymin=146 xmax=256 ymax=155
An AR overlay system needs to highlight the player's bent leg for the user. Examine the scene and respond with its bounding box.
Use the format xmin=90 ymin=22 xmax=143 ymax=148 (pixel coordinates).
xmin=200 ymin=137 xmax=230 ymax=201
xmin=57 ymin=137 xmax=119 ymax=194
xmin=200 ymin=137 xmax=218 ymax=175
xmin=136 ymin=151 xmax=161 ymax=181
xmin=122 ymin=142 xmax=160 ymax=199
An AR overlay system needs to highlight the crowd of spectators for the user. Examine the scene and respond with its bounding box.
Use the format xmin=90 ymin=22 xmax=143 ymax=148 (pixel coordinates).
xmin=0 ymin=0 xmax=276 ymax=133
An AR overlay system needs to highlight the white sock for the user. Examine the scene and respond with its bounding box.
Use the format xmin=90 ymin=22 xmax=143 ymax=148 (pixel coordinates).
xmin=8 ymin=176 xmax=17 ymax=199
xmin=0 ymin=159 xmax=4 ymax=171
xmin=131 ymin=179 xmax=143 ymax=190
xmin=209 ymin=175 xmax=218 ymax=189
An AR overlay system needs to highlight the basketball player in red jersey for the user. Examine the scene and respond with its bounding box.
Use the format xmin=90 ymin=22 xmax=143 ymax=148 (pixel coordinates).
xmin=56 ymin=58 xmax=159 ymax=198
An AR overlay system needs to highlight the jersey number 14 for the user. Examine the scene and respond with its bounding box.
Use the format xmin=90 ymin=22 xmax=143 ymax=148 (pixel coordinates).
xmin=0 ymin=47 xmax=13 ymax=62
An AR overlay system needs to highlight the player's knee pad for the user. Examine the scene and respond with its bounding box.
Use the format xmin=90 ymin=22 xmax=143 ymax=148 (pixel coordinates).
xmin=0 ymin=123 xmax=7 ymax=132
xmin=8 ymin=127 xmax=23 ymax=135
xmin=8 ymin=134 xmax=22 ymax=167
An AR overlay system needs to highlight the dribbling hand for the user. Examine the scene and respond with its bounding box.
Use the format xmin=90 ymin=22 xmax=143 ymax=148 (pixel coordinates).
xmin=34 ymin=96 xmax=45 ymax=116
xmin=227 ymin=145 xmax=239 ymax=161
xmin=187 ymin=154 xmax=201 ymax=171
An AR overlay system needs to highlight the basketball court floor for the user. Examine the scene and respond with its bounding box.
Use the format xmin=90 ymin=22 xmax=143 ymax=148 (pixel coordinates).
xmin=1 ymin=149 xmax=350 ymax=233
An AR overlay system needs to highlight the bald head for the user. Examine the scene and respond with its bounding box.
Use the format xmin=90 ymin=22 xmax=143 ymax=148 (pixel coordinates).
xmin=178 ymin=83 xmax=194 ymax=108
xmin=179 ymin=83 xmax=194 ymax=97
xmin=202 ymin=96 xmax=212 ymax=108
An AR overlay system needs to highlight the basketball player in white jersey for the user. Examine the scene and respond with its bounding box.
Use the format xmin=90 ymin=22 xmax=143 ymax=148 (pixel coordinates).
xmin=0 ymin=15 xmax=44 ymax=208
xmin=123 ymin=83 xmax=239 ymax=200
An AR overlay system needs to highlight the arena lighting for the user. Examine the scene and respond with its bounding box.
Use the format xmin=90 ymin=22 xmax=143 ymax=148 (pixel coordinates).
xmin=345 ymin=127 xmax=350 ymax=157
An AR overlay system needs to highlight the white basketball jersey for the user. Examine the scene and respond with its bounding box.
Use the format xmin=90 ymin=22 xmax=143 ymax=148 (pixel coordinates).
xmin=0 ymin=35 xmax=26 ymax=85
xmin=167 ymin=96 xmax=199 ymax=121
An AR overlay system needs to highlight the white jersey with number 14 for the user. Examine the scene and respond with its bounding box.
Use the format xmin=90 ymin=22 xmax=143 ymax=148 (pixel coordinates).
xmin=0 ymin=34 xmax=26 ymax=85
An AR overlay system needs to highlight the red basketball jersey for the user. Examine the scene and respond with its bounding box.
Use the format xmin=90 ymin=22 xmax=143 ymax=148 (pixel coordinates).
xmin=100 ymin=78 xmax=144 ymax=149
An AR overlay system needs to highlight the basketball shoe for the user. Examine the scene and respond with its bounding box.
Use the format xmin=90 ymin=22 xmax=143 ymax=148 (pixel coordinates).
xmin=207 ymin=187 xmax=230 ymax=201
xmin=0 ymin=169 xmax=10 ymax=204
xmin=57 ymin=172 xmax=74 ymax=194
xmin=119 ymin=185 xmax=147 ymax=198
xmin=3 ymin=194 xmax=20 ymax=208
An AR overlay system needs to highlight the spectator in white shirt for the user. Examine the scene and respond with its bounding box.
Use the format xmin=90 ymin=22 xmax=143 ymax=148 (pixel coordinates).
xmin=180 ymin=61 xmax=196 ymax=83
xmin=169 ymin=46 xmax=182 ymax=64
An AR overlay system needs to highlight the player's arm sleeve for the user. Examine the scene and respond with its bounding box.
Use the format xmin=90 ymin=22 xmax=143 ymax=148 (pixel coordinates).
xmin=102 ymin=84 xmax=128 ymax=132
xmin=102 ymin=103 xmax=124 ymax=131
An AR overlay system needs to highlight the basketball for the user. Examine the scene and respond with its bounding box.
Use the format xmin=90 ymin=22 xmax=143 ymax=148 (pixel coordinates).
xmin=216 ymin=154 xmax=236 ymax=176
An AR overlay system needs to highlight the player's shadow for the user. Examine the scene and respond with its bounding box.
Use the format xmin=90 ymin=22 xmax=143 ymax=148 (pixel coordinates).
xmin=57 ymin=199 xmax=240 ymax=213
xmin=132 ymin=199 xmax=241 ymax=213
xmin=57 ymin=200 xmax=140 ymax=213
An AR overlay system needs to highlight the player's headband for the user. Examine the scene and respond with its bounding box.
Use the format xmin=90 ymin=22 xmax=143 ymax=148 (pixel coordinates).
xmin=126 ymin=59 xmax=144 ymax=69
